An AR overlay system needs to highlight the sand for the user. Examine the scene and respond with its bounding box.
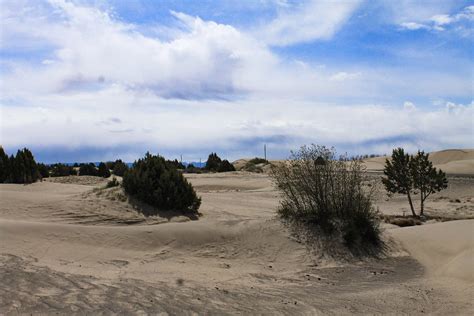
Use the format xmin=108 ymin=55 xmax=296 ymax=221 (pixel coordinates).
xmin=1 ymin=149 xmax=473 ymax=314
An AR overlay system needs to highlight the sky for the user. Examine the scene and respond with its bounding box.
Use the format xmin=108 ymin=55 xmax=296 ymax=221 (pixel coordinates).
xmin=0 ymin=0 xmax=473 ymax=163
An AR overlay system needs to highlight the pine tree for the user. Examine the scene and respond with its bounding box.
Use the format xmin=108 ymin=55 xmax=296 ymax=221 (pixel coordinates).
xmin=97 ymin=162 xmax=111 ymax=178
xmin=383 ymin=148 xmax=448 ymax=217
xmin=0 ymin=146 xmax=9 ymax=183
xmin=112 ymin=159 xmax=129 ymax=176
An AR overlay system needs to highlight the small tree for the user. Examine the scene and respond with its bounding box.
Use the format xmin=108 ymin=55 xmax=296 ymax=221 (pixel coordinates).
xmin=79 ymin=163 xmax=98 ymax=176
xmin=218 ymin=159 xmax=235 ymax=172
xmin=112 ymin=159 xmax=128 ymax=176
xmin=383 ymin=148 xmax=448 ymax=217
xmin=410 ymin=151 xmax=448 ymax=216
xmin=97 ymin=162 xmax=111 ymax=178
xmin=205 ymin=153 xmax=222 ymax=171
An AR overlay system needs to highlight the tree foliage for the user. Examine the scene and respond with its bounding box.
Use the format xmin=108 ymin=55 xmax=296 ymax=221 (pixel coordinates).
xmin=271 ymin=145 xmax=381 ymax=251
xmin=205 ymin=153 xmax=222 ymax=171
xmin=205 ymin=153 xmax=235 ymax=172
xmin=0 ymin=147 xmax=40 ymax=183
xmin=383 ymin=148 xmax=448 ymax=217
xmin=123 ymin=153 xmax=201 ymax=215
xmin=112 ymin=159 xmax=128 ymax=176
xmin=97 ymin=162 xmax=111 ymax=178
xmin=79 ymin=163 xmax=98 ymax=176
xmin=50 ymin=163 xmax=75 ymax=177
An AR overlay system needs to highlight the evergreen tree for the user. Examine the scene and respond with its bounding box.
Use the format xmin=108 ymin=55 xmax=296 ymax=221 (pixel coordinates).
xmin=217 ymin=159 xmax=236 ymax=172
xmin=112 ymin=159 xmax=128 ymax=176
xmin=205 ymin=153 xmax=222 ymax=171
xmin=79 ymin=163 xmax=98 ymax=176
xmin=383 ymin=148 xmax=448 ymax=217
xmin=38 ymin=163 xmax=50 ymax=178
xmin=123 ymin=153 xmax=201 ymax=214
xmin=0 ymin=146 xmax=9 ymax=183
xmin=97 ymin=162 xmax=111 ymax=178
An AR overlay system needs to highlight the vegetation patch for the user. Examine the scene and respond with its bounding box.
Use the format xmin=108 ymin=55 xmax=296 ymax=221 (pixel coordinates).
xmin=123 ymin=153 xmax=201 ymax=215
xmin=271 ymin=145 xmax=383 ymax=255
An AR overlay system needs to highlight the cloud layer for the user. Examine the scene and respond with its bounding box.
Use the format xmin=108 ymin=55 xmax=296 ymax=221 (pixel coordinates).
xmin=0 ymin=0 xmax=472 ymax=162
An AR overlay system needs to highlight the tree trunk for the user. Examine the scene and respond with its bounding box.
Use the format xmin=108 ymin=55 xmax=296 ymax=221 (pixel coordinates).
xmin=407 ymin=192 xmax=417 ymax=217
xmin=420 ymin=192 xmax=424 ymax=217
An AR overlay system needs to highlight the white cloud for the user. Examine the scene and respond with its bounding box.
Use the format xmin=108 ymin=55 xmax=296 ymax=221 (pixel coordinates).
xmin=398 ymin=5 xmax=474 ymax=34
xmin=255 ymin=0 xmax=362 ymax=46
xmin=0 ymin=1 xmax=472 ymax=160
xmin=403 ymin=101 xmax=416 ymax=110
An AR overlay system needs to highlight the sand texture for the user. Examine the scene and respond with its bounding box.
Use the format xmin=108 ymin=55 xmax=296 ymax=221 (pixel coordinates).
xmin=1 ymin=150 xmax=473 ymax=314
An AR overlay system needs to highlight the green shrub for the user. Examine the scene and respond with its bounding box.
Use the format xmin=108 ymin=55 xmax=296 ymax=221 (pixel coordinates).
xmin=271 ymin=145 xmax=382 ymax=252
xmin=217 ymin=159 xmax=235 ymax=172
xmin=112 ymin=159 xmax=128 ymax=176
xmin=38 ymin=163 xmax=50 ymax=178
xmin=205 ymin=153 xmax=222 ymax=171
xmin=123 ymin=153 xmax=201 ymax=215
xmin=248 ymin=157 xmax=268 ymax=165
xmin=97 ymin=162 xmax=111 ymax=178
xmin=106 ymin=177 xmax=120 ymax=188
xmin=79 ymin=163 xmax=98 ymax=176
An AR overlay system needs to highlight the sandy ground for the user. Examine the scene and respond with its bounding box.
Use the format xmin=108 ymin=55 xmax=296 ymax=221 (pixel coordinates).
xmin=1 ymin=150 xmax=473 ymax=314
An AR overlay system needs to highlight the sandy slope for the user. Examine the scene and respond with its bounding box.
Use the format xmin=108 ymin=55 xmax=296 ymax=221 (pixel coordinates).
xmin=362 ymin=149 xmax=474 ymax=175
xmin=1 ymin=169 xmax=473 ymax=314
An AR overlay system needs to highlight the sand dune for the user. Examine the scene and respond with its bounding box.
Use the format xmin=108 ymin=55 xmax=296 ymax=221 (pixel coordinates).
xmin=1 ymin=171 xmax=473 ymax=313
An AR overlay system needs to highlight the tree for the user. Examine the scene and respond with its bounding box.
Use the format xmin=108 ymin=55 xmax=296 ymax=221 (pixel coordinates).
xmin=123 ymin=153 xmax=201 ymax=215
xmin=382 ymin=148 xmax=448 ymax=217
xmin=112 ymin=159 xmax=128 ymax=177
xmin=0 ymin=146 xmax=9 ymax=183
xmin=38 ymin=163 xmax=50 ymax=178
xmin=97 ymin=162 xmax=111 ymax=178
xmin=205 ymin=153 xmax=222 ymax=171
xmin=218 ymin=159 xmax=235 ymax=172
xmin=410 ymin=151 xmax=448 ymax=216
xmin=50 ymin=163 xmax=75 ymax=177
xmin=79 ymin=163 xmax=98 ymax=176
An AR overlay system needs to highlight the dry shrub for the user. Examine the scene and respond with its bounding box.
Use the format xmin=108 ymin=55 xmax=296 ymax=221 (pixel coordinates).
xmin=271 ymin=145 xmax=383 ymax=253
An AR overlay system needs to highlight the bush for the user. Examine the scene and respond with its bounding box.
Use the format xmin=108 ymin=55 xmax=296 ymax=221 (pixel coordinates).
xmin=106 ymin=177 xmax=120 ymax=188
xmin=205 ymin=153 xmax=222 ymax=171
xmin=112 ymin=159 xmax=128 ymax=176
xmin=50 ymin=163 xmax=75 ymax=177
xmin=217 ymin=159 xmax=235 ymax=172
xmin=123 ymin=153 xmax=201 ymax=215
xmin=270 ymin=145 xmax=382 ymax=251
xmin=97 ymin=162 xmax=111 ymax=178
xmin=79 ymin=163 xmax=98 ymax=176
xmin=248 ymin=157 xmax=268 ymax=165
xmin=37 ymin=163 xmax=50 ymax=178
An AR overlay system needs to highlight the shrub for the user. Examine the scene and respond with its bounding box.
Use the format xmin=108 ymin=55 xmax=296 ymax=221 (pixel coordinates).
xmin=79 ymin=163 xmax=98 ymax=176
xmin=205 ymin=153 xmax=222 ymax=171
xmin=97 ymin=162 xmax=111 ymax=178
xmin=217 ymin=159 xmax=235 ymax=172
xmin=106 ymin=176 xmax=120 ymax=188
xmin=50 ymin=163 xmax=75 ymax=177
xmin=112 ymin=159 xmax=128 ymax=176
xmin=248 ymin=157 xmax=268 ymax=165
xmin=37 ymin=163 xmax=50 ymax=178
xmin=123 ymin=153 xmax=201 ymax=215
xmin=271 ymin=145 xmax=382 ymax=251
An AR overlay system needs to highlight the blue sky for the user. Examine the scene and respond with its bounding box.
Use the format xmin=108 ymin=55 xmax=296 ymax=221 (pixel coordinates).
xmin=0 ymin=0 xmax=473 ymax=163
